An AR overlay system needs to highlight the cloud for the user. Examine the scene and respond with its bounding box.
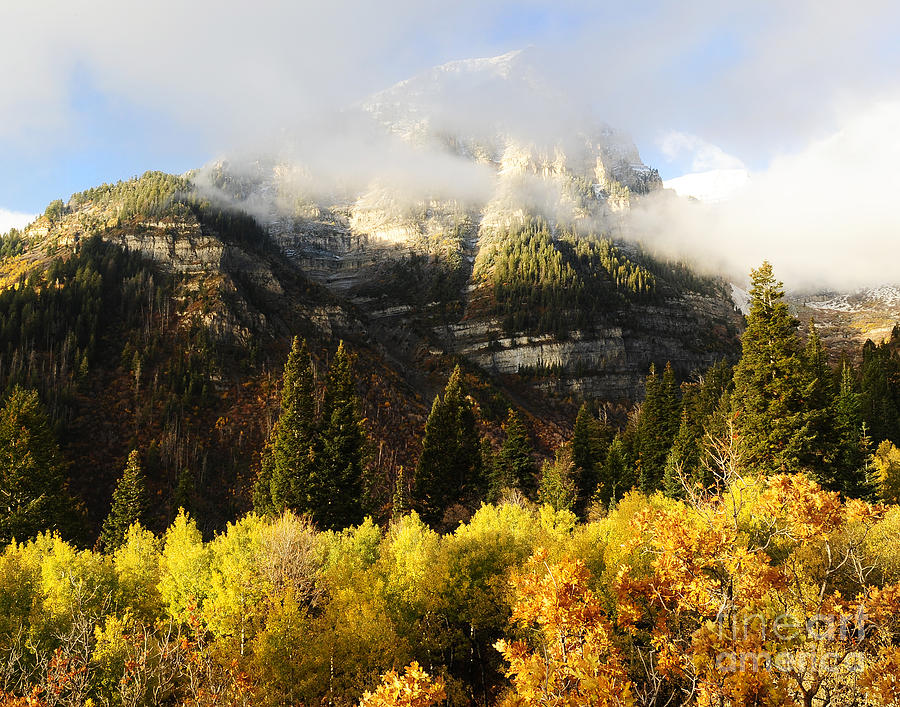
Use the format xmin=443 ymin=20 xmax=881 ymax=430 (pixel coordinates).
xmin=1 ymin=1 xmax=900 ymax=288
xmin=663 ymin=169 xmax=750 ymax=204
xmin=658 ymin=132 xmax=746 ymax=172
xmin=2 ymin=1 xmax=899 ymax=159
xmin=631 ymin=99 xmax=900 ymax=290
xmin=0 ymin=209 xmax=35 ymax=234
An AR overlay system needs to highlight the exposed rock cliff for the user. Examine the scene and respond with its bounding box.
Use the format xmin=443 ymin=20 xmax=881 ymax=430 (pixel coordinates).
xmin=181 ymin=50 xmax=739 ymax=402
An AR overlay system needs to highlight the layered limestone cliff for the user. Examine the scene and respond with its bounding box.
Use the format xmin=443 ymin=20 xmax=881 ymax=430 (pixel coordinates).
xmin=9 ymin=48 xmax=742 ymax=404
xmin=183 ymin=49 xmax=738 ymax=401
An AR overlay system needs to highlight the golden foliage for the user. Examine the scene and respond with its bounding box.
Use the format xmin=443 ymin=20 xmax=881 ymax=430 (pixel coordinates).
xmin=358 ymin=662 xmax=446 ymax=707
xmin=495 ymin=549 xmax=632 ymax=706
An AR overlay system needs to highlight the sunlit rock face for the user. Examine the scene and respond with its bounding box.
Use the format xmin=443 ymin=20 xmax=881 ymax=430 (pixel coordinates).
xmin=179 ymin=50 xmax=738 ymax=401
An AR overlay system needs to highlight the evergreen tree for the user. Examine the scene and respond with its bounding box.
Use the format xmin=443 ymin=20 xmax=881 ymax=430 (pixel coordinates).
xmin=100 ymin=450 xmax=147 ymax=552
xmin=316 ymin=341 xmax=366 ymax=530
xmin=663 ymin=409 xmax=694 ymax=498
xmin=595 ymin=435 xmax=633 ymax=508
xmin=254 ymin=337 xmax=317 ymax=516
xmin=571 ymin=402 xmax=611 ymax=515
xmin=801 ymin=321 xmax=842 ymax=487
xmin=413 ymin=365 xmax=482 ymax=526
xmin=479 ymin=437 xmax=497 ymax=502
xmin=860 ymin=339 xmax=900 ymax=446
xmin=663 ymin=361 xmax=734 ymax=497
xmin=493 ymin=410 xmax=535 ymax=497
xmin=392 ymin=466 xmax=409 ymax=519
xmin=834 ymin=362 xmax=869 ymax=497
xmin=0 ymin=387 xmax=75 ymax=544
xmin=636 ymin=363 xmax=681 ymax=493
xmin=731 ymin=262 xmax=811 ymax=475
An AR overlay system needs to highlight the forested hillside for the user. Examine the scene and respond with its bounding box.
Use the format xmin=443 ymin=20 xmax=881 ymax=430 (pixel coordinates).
xmin=2 ymin=179 xmax=900 ymax=707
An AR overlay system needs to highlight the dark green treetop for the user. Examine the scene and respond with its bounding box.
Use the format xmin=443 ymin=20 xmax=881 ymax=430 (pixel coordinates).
xmin=99 ymin=450 xmax=147 ymax=552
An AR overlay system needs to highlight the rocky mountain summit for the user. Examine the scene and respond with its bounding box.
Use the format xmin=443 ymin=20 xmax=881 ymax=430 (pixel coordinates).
xmin=0 ymin=52 xmax=749 ymax=527
xmin=184 ymin=50 xmax=741 ymax=401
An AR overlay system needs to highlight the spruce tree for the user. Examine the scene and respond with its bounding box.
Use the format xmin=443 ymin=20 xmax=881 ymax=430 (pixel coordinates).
xmin=100 ymin=450 xmax=147 ymax=552
xmin=860 ymin=339 xmax=900 ymax=446
xmin=392 ymin=466 xmax=409 ymax=519
xmin=731 ymin=262 xmax=811 ymax=475
xmin=636 ymin=362 xmax=681 ymax=493
xmin=595 ymin=435 xmax=634 ymax=508
xmin=663 ymin=409 xmax=694 ymax=498
xmin=479 ymin=437 xmax=497 ymax=502
xmin=802 ymin=321 xmax=842 ymax=488
xmin=316 ymin=341 xmax=365 ymax=530
xmin=413 ymin=365 xmax=482 ymax=526
xmin=833 ymin=362 xmax=869 ymax=497
xmin=0 ymin=387 xmax=75 ymax=544
xmin=254 ymin=336 xmax=316 ymax=516
xmin=662 ymin=361 xmax=734 ymax=497
xmin=571 ymin=402 xmax=611 ymax=514
xmin=493 ymin=410 xmax=535 ymax=497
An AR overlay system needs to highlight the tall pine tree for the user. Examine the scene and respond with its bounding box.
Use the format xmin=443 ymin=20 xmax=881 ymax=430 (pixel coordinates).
xmin=802 ymin=321 xmax=843 ymax=488
xmin=316 ymin=341 xmax=366 ymax=530
xmin=254 ymin=336 xmax=316 ymax=516
xmin=570 ymin=402 xmax=611 ymax=515
xmin=0 ymin=387 xmax=75 ymax=544
xmin=491 ymin=409 xmax=535 ymax=499
xmin=833 ymin=361 xmax=870 ymax=497
xmin=731 ymin=262 xmax=811 ymax=475
xmin=595 ymin=435 xmax=633 ymax=509
xmin=413 ymin=365 xmax=482 ymax=526
xmin=636 ymin=362 xmax=681 ymax=493
xmin=100 ymin=450 xmax=147 ymax=552
xmin=664 ymin=361 xmax=735 ymax=497
xmin=860 ymin=338 xmax=900 ymax=447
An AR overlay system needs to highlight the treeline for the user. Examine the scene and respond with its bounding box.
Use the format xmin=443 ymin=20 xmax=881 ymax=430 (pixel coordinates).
xmin=0 ymin=232 xmax=261 ymax=538
xmin=7 ymin=254 xmax=899 ymax=544
xmin=0 ymin=236 xmax=176 ymax=426
xmin=481 ymin=219 xmax=654 ymax=335
xmin=4 ymin=252 xmax=900 ymax=703
xmin=68 ymin=171 xmax=190 ymax=223
xmin=571 ymin=262 xmax=900 ymax=508
xmin=0 ymin=233 xmax=236 ymax=538
xmin=67 ymin=170 xmax=276 ymax=257
xmin=476 ymin=219 xmax=722 ymax=337
xmin=0 ymin=229 xmax=26 ymax=258
xmin=0 ymin=171 xmax=305 ymax=533
xmin=252 ymin=261 xmax=900 ymax=535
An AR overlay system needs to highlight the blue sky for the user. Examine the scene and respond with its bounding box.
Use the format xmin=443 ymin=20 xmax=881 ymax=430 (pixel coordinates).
xmin=2 ymin=0 xmax=899 ymax=223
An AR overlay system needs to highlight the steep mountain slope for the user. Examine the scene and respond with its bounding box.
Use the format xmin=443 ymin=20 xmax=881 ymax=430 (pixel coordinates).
xmin=790 ymin=286 xmax=900 ymax=358
xmin=197 ymin=50 xmax=742 ymax=402
xmin=0 ymin=175 xmax=442 ymax=535
xmin=0 ymin=52 xmax=747 ymax=534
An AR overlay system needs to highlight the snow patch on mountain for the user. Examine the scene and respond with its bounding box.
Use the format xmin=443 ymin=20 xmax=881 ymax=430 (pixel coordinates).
xmin=805 ymin=285 xmax=900 ymax=312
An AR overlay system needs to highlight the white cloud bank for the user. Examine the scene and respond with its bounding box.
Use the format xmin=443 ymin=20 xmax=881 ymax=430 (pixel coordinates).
xmin=1 ymin=1 xmax=899 ymax=289
xmin=658 ymin=131 xmax=746 ymax=172
xmin=0 ymin=209 xmax=34 ymax=234
xmin=633 ymin=100 xmax=900 ymax=290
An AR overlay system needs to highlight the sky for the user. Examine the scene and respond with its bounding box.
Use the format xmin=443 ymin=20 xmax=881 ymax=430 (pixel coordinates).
xmin=2 ymin=1 xmax=900 ymax=285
